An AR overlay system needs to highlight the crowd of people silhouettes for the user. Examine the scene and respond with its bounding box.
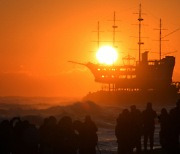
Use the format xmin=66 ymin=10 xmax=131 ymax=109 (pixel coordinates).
xmin=115 ymin=100 xmax=180 ymax=154
xmin=0 ymin=115 xmax=98 ymax=154
xmin=0 ymin=100 xmax=180 ymax=154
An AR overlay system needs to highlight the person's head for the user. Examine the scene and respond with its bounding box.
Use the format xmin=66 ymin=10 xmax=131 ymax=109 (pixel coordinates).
xmin=58 ymin=116 xmax=72 ymax=127
xmin=48 ymin=116 xmax=57 ymax=125
xmin=117 ymin=113 xmax=122 ymax=122
xmin=146 ymin=102 xmax=152 ymax=110
xmin=161 ymin=108 xmax=168 ymax=115
xmin=130 ymin=105 xmax=136 ymax=112
xmin=0 ymin=120 xmax=9 ymax=127
xmin=122 ymin=109 xmax=129 ymax=116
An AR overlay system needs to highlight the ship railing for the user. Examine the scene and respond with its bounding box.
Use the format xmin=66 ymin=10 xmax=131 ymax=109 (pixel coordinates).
xmin=136 ymin=61 xmax=162 ymax=66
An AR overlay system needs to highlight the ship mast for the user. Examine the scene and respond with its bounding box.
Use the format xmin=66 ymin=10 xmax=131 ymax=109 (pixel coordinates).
xmin=97 ymin=21 xmax=100 ymax=48
xmin=158 ymin=21 xmax=179 ymax=59
xmin=112 ymin=11 xmax=118 ymax=47
xmin=155 ymin=19 xmax=169 ymax=61
xmin=138 ymin=3 xmax=144 ymax=62
xmin=93 ymin=21 xmax=103 ymax=50
xmin=159 ymin=19 xmax=162 ymax=61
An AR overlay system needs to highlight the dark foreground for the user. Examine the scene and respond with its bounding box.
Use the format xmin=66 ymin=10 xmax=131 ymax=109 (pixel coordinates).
xmin=0 ymin=98 xmax=179 ymax=154
xmin=101 ymin=148 xmax=180 ymax=154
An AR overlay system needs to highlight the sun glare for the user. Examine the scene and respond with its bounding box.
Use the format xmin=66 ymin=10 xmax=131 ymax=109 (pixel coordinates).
xmin=96 ymin=46 xmax=118 ymax=65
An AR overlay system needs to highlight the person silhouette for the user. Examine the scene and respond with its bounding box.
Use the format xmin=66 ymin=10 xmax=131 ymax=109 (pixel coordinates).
xmin=13 ymin=119 xmax=29 ymax=154
xmin=115 ymin=109 xmax=132 ymax=154
xmin=39 ymin=116 xmax=57 ymax=154
xmin=0 ymin=120 xmax=13 ymax=154
xmin=142 ymin=102 xmax=157 ymax=151
xmin=158 ymin=108 xmax=170 ymax=151
xmin=73 ymin=120 xmax=85 ymax=154
xmin=130 ymin=105 xmax=142 ymax=154
xmin=55 ymin=116 xmax=78 ymax=154
xmin=22 ymin=122 xmax=39 ymax=154
xmin=168 ymin=100 xmax=180 ymax=154
xmin=83 ymin=115 xmax=98 ymax=154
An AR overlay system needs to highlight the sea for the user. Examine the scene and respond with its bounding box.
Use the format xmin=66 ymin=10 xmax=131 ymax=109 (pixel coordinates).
xmin=0 ymin=96 xmax=176 ymax=153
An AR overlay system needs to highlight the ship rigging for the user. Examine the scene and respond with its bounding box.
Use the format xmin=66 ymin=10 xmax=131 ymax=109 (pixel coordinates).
xmin=69 ymin=4 xmax=180 ymax=104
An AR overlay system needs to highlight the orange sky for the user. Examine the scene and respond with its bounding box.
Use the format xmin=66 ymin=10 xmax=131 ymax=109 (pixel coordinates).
xmin=0 ymin=0 xmax=179 ymax=98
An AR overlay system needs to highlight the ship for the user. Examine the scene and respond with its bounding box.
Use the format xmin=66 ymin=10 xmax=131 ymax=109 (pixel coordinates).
xmin=70 ymin=4 xmax=180 ymax=105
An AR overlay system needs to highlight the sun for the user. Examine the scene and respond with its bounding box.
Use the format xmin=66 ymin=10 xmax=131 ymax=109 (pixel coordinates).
xmin=96 ymin=46 xmax=118 ymax=65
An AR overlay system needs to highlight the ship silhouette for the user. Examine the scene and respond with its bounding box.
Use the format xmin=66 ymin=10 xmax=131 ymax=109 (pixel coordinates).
xmin=69 ymin=4 xmax=180 ymax=105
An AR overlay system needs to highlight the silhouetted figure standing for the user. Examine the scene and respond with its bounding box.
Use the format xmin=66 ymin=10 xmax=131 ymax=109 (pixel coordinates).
xmin=73 ymin=120 xmax=85 ymax=154
xmin=22 ymin=122 xmax=39 ymax=154
xmin=83 ymin=115 xmax=98 ymax=154
xmin=130 ymin=105 xmax=142 ymax=154
xmin=39 ymin=116 xmax=57 ymax=154
xmin=10 ymin=117 xmax=23 ymax=154
xmin=168 ymin=100 xmax=180 ymax=154
xmin=13 ymin=120 xmax=30 ymax=154
xmin=142 ymin=102 xmax=157 ymax=151
xmin=55 ymin=116 xmax=78 ymax=154
xmin=158 ymin=108 xmax=170 ymax=152
xmin=0 ymin=120 xmax=13 ymax=154
xmin=115 ymin=109 xmax=133 ymax=154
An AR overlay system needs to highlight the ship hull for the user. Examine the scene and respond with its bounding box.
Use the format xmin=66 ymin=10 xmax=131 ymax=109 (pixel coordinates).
xmin=83 ymin=88 xmax=180 ymax=105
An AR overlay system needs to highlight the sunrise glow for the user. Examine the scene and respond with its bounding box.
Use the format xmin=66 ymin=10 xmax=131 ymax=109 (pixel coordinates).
xmin=96 ymin=46 xmax=118 ymax=65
